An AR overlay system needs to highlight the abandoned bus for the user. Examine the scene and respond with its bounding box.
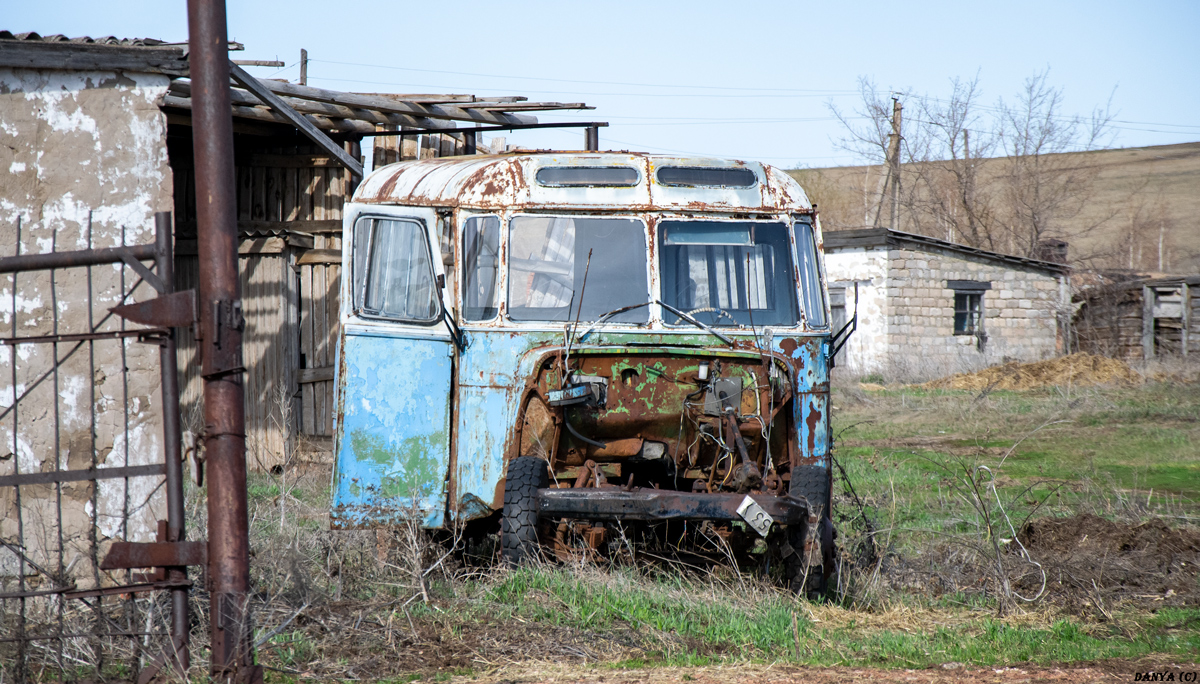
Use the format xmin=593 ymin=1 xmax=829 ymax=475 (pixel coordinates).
xmin=331 ymin=152 xmax=838 ymax=589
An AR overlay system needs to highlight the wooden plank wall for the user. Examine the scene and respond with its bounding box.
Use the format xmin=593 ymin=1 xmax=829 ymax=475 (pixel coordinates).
xmin=1074 ymin=280 xmax=1200 ymax=361
xmin=1073 ymin=286 xmax=1145 ymax=360
xmin=295 ymin=162 xmax=344 ymax=441
xmin=170 ymin=129 xmax=467 ymax=468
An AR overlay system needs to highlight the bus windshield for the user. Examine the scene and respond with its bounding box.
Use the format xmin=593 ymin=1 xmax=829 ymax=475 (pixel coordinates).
xmin=507 ymin=216 xmax=649 ymax=323
xmin=658 ymin=220 xmax=799 ymax=327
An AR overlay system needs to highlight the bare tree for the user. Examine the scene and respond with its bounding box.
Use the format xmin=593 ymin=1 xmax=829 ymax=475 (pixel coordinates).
xmin=830 ymin=77 xmax=906 ymax=166
xmin=910 ymin=76 xmax=999 ymax=249
xmin=991 ymin=70 xmax=1116 ymax=257
xmin=829 ymin=79 xmax=925 ymax=229
xmin=828 ymin=70 xmax=1117 ymax=259
xmin=1110 ymin=189 xmax=1180 ymax=272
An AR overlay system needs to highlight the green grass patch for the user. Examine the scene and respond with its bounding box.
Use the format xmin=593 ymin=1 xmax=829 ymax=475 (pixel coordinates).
xmin=477 ymin=566 xmax=1200 ymax=668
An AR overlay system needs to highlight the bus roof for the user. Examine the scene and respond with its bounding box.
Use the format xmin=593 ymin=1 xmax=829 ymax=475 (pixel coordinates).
xmin=351 ymin=151 xmax=812 ymax=214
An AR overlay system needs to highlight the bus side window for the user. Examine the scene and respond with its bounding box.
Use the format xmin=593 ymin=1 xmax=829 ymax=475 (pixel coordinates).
xmin=437 ymin=214 xmax=454 ymax=268
xmin=463 ymin=215 xmax=500 ymax=320
xmin=795 ymin=220 xmax=827 ymax=328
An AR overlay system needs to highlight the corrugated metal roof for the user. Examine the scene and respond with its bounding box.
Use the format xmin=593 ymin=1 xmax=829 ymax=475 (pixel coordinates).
xmin=0 ymin=31 xmax=178 ymax=47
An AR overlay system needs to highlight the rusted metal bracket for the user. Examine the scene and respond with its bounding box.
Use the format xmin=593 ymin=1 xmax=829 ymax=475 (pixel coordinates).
xmin=63 ymin=579 xmax=192 ymax=600
xmin=228 ymin=61 xmax=363 ymax=178
xmin=202 ymin=298 xmax=246 ymax=376
xmin=111 ymin=289 xmax=197 ymax=328
xmin=0 ymin=243 xmax=156 ymax=273
xmin=120 ymin=251 xmax=167 ymax=293
xmin=100 ymin=541 xmax=207 ymax=570
xmin=0 ymin=463 xmax=166 ymax=488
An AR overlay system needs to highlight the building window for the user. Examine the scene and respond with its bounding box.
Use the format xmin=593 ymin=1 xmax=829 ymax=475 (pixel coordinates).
xmin=954 ymin=291 xmax=982 ymax=335
xmin=948 ymin=280 xmax=991 ymax=349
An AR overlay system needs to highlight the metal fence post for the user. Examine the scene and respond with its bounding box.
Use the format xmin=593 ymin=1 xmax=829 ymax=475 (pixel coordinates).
xmin=155 ymin=211 xmax=190 ymax=675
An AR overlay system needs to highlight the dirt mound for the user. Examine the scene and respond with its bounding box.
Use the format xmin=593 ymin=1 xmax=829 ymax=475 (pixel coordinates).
xmin=1016 ymin=514 xmax=1200 ymax=610
xmin=922 ymin=353 xmax=1142 ymax=391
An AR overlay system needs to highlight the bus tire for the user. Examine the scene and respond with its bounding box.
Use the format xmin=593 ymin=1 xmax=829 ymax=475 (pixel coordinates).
xmin=790 ymin=464 xmax=830 ymax=518
xmin=500 ymin=456 xmax=548 ymax=565
xmin=789 ymin=464 xmax=834 ymax=596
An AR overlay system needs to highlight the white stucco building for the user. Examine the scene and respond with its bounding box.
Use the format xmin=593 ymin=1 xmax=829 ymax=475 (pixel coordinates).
xmin=823 ymin=229 xmax=1070 ymax=381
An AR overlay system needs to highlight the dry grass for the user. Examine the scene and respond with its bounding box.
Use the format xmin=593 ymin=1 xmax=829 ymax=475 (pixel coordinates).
xmin=919 ymin=353 xmax=1142 ymax=391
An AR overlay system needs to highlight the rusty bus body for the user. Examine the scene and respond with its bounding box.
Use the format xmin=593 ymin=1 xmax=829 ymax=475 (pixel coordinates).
xmin=331 ymin=152 xmax=836 ymax=586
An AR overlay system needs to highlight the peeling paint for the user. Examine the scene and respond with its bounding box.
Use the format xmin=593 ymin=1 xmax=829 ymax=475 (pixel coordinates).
xmin=0 ymin=64 xmax=173 ymax=572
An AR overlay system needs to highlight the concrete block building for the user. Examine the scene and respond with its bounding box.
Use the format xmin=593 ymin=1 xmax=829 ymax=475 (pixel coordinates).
xmin=823 ymin=229 xmax=1070 ymax=380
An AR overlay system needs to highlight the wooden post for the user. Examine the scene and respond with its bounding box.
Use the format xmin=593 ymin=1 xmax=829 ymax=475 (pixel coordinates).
xmin=889 ymin=97 xmax=902 ymax=230
xmin=1065 ymin=274 xmax=1075 ymax=355
xmin=299 ymin=48 xmax=307 ymax=86
xmin=1182 ymin=282 xmax=1191 ymax=357
xmin=1142 ymin=284 xmax=1155 ymax=360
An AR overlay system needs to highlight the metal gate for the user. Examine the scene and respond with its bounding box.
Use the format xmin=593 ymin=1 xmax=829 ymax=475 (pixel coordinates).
xmin=0 ymin=212 xmax=198 ymax=683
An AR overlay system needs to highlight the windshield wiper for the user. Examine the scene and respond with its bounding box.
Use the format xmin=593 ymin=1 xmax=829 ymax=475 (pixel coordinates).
xmin=575 ymin=302 xmax=651 ymax=342
xmin=656 ymin=300 xmax=735 ymax=347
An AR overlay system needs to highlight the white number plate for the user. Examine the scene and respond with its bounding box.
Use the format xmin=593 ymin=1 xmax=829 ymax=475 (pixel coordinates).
xmin=736 ymin=495 xmax=774 ymax=537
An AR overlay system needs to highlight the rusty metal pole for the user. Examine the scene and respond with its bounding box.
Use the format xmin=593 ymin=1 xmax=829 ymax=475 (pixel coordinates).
xmin=155 ymin=211 xmax=189 ymax=675
xmin=186 ymin=1 xmax=257 ymax=682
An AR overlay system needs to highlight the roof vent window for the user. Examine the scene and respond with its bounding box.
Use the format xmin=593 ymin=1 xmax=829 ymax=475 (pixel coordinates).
xmin=535 ymin=166 xmax=640 ymax=187
xmin=656 ymin=166 xmax=757 ymax=188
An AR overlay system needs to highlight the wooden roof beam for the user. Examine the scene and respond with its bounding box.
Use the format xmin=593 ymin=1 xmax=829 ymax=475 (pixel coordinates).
xmin=351 ymin=93 xmax=528 ymax=104
xmin=249 ymin=78 xmax=539 ymax=126
xmin=229 ymin=62 xmax=364 ymax=177
xmin=472 ymin=102 xmax=593 ymax=111
xmin=170 ymin=79 xmax=456 ymax=131
xmin=164 ymin=95 xmax=377 ymax=134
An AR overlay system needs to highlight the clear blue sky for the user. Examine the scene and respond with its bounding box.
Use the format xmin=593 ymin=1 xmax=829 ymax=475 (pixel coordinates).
xmin=9 ymin=1 xmax=1200 ymax=167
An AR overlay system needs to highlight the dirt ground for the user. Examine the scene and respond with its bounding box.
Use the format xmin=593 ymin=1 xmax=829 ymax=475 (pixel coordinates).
xmin=1017 ymin=514 xmax=1200 ymax=610
xmin=450 ymin=658 xmax=1199 ymax=683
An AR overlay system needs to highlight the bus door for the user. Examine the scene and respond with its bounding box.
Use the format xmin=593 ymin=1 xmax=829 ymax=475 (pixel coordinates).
xmin=332 ymin=210 xmax=455 ymax=528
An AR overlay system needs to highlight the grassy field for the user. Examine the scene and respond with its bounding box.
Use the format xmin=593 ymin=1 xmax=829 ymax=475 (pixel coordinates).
xmin=22 ymin=378 xmax=1194 ymax=682
xmin=211 ymin=376 xmax=1199 ymax=683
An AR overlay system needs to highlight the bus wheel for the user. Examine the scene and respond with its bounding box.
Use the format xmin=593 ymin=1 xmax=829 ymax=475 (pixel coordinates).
xmin=784 ymin=519 xmax=830 ymax=598
xmin=500 ymin=456 xmax=548 ymax=565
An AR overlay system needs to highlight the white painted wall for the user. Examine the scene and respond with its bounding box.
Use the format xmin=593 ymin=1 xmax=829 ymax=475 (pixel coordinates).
xmin=824 ymin=246 xmax=889 ymax=376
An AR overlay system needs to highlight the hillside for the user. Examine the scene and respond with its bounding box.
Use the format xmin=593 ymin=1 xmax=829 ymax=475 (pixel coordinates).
xmin=788 ymin=141 xmax=1200 ymax=272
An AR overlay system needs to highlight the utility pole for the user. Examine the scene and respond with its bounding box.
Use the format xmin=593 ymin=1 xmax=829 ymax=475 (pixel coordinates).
xmin=299 ymin=48 xmax=308 ymax=86
xmin=888 ymin=96 xmax=903 ymax=230
xmin=871 ymin=95 xmax=903 ymax=230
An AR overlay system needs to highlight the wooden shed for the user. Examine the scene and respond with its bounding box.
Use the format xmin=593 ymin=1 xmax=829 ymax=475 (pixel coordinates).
xmin=162 ymin=78 xmax=593 ymax=467
xmin=1073 ymin=275 xmax=1198 ymax=360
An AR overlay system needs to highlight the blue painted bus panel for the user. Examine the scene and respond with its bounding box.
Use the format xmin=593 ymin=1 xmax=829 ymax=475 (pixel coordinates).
xmin=331 ymin=331 xmax=453 ymax=528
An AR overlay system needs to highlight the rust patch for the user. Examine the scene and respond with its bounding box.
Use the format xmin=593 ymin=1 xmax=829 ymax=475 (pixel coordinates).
xmin=778 ymin=337 xmax=799 ymax=357
xmin=492 ymin=473 xmax=507 ymax=510
xmin=374 ymin=167 xmax=401 ymax=201
xmin=805 ymin=398 xmax=822 ymax=456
